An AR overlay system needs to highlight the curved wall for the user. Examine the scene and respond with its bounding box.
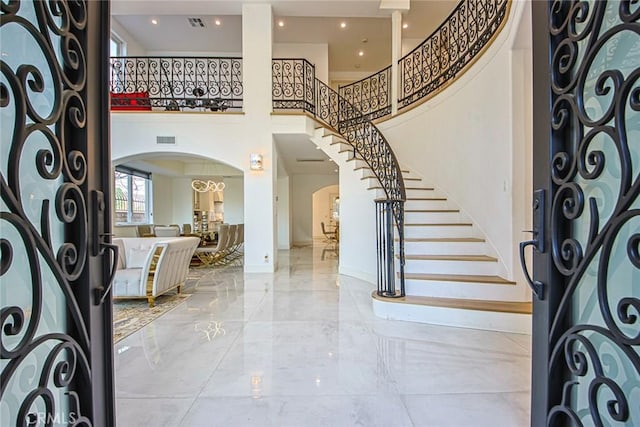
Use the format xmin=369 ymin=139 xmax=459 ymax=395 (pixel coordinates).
xmin=378 ymin=1 xmax=531 ymax=282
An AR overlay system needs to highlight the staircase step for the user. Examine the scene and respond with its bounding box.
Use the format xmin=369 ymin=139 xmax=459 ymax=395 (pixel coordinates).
xmin=372 ymin=292 xmax=531 ymax=314
xmin=401 ymin=237 xmax=485 ymax=242
xmin=403 ymin=254 xmax=496 ymax=262
xmin=405 ymin=198 xmax=451 ymax=210
xmin=403 ymin=273 xmax=519 ymax=300
xmin=405 ymin=223 xmax=472 ymax=227
xmin=403 ymin=223 xmax=477 ymax=239
xmin=400 ymin=238 xmax=487 ymax=255
xmin=401 ymin=254 xmax=499 ymax=275
xmin=405 ymin=273 xmax=515 ymax=284
xmin=404 ymin=177 xmax=422 ymax=181
xmin=405 ymin=209 xmax=459 ymax=213
xmin=372 ymin=292 xmax=532 ymax=333
xmin=405 ymin=210 xmax=461 ymax=223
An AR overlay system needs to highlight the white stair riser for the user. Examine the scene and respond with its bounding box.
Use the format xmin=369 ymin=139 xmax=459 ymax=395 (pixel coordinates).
xmin=405 ymin=189 xmax=437 ymax=198
xmin=403 ymin=225 xmax=477 ymax=239
xmin=401 ymin=240 xmax=487 ymax=255
xmin=404 ymin=200 xmax=451 ymax=210
xmin=404 ymin=280 xmax=522 ymax=301
xmin=405 ymin=211 xmax=461 ymax=223
xmin=402 ymin=259 xmax=499 ymax=275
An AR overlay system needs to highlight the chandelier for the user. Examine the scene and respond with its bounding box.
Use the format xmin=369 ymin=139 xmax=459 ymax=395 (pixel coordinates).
xmin=191 ymin=179 xmax=225 ymax=193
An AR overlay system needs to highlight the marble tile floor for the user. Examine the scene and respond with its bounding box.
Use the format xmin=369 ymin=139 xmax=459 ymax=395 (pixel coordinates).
xmin=115 ymin=243 xmax=532 ymax=427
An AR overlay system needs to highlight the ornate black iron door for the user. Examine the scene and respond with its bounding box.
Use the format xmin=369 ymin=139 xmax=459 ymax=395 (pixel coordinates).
xmin=1 ymin=1 xmax=115 ymax=426
xmin=530 ymin=1 xmax=639 ymax=425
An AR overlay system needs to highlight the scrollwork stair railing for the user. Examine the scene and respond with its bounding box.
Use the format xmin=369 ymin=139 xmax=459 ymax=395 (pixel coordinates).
xmin=273 ymin=58 xmax=406 ymax=297
xmin=109 ymin=56 xmax=243 ymax=111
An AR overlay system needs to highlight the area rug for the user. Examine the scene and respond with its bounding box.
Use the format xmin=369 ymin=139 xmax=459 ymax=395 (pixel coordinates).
xmin=113 ymin=293 xmax=191 ymax=343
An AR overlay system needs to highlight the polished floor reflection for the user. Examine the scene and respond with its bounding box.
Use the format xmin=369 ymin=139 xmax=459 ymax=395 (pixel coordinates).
xmin=115 ymin=244 xmax=531 ymax=426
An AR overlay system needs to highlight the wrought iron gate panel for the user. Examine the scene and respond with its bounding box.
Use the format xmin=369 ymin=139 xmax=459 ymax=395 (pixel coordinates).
xmin=547 ymin=0 xmax=639 ymax=425
xmin=1 ymin=1 xmax=104 ymax=425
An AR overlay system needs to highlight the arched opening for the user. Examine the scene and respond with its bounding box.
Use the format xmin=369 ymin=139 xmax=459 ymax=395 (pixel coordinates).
xmin=312 ymin=184 xmax=339 ymax=242
xmin=111 ymin=152 xmax=243 ymax=238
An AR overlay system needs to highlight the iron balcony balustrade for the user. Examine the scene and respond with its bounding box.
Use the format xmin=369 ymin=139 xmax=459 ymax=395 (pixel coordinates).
xmin=109 ymin=56 xmax=243 ymax=112
xmin=273 ymin=58 xmax=406 ymax=298
xmin=338 ymin=65 xmax=392 ymax=122
xmin=399 ymin=0 xmax=508 ymax=109
xmin=332 ymin=0 xmax=509 ymax=117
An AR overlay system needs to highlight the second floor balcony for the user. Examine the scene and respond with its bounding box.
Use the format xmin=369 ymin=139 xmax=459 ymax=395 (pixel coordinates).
xmin=109 ymin=56 xmax=243 ymax=112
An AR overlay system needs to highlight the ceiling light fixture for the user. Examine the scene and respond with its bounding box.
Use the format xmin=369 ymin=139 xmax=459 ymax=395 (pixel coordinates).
xmin=403 ymin=23 xmax=408 ymax=29
xmin=358 ymin=50 xmax=364 ymax=57
xmin=192 ymin=180 xmax=225 ymax=193
xmin=340 ymin=22 xmax=347 ymax=28
xmin=151 ymin=19 xmax=158 ymax=25
xmin=278 ymin=20 xmax=284 ymax=27
xmin=215 ymin=19 xmax=221 ymax=26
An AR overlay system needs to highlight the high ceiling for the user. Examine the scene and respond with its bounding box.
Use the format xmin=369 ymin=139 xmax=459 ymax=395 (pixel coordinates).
xmin=111 ymin=0 xmax=457 ymax=73
xmin=112 ymin=0 xmax=457 ymax=176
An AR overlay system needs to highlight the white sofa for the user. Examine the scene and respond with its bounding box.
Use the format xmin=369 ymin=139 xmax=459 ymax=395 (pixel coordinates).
xmin=112 ymin=237 xmax=200 ymax=307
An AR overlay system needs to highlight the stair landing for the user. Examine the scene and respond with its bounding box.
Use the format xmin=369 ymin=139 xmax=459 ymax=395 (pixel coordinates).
xmin=372 ymin=292 xmax=532 ymax=334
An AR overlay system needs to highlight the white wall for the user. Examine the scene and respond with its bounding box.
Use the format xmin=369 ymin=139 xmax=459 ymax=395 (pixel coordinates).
xmin=223 ymin=177 xmax=245 ymax=224
xmin=277 ymin=176 xmax=292 ymax=249
xmin=291 ymin=175 xmax=339 ymax=245
xmin=377 ymin=1 xmax=530 ymax=284
xmin=242 ymin=3 xmax=276 ymax=272
xmin=151 ymin=174 xmax=173 ymax=225
xmin=273 ymin=43 xmax=329 ymax=83
xmin=171 ymin=178 xmax=193 ymax=228
xmin=312 ymin=185 xmax=339 ymax=239
xmin=110 ymin=17 xmax=145 ymax=56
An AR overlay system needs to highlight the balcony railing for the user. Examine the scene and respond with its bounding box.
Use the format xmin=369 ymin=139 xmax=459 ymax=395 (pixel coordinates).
xmin=399 ymin=0 xmax=508 ymax=109
xmin=338 ymin=65 xmax=391 ymax=122
xmin=109 ymin=56 xmax=243 ymax=111
xmin=273 ymin=58 xmax=406 ymax=298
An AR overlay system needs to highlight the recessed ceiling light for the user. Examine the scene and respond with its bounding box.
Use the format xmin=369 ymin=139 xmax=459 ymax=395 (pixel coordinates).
xmin=215 ymin=19 xmax=221 ymax=26
xmin=403 ymin=23 xmax=408 ymax=29
xmin=151 ymin=19 xmax=158 ymax=25
xmin=358 ymin=50 xmax=364 ymax=57
xmin=340 ymin=22 xmax=347 ymax=28
xmin=278 ymin=20 xmax=284 ymax=27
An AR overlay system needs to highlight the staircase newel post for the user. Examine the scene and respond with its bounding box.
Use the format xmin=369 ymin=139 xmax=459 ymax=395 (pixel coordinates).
xmin=385 ymin=200 xmax=395 ymax=295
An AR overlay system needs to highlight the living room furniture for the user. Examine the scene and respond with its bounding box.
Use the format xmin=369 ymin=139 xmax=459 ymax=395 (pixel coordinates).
xmin=112 ymin=236 xmax=200 ymax=307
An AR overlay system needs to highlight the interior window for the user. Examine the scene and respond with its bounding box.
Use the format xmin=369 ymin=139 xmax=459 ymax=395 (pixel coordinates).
xmin=114 ymin=166 xmax=152 ymax=224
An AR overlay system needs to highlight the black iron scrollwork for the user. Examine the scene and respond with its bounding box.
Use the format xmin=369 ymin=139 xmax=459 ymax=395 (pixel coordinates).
xmin=1 ymin=0 xmax=93 ymax=425
xmin=339 ymin=66 xmax=391 ymax=122
xmin=547 ymin=0 xmax=639 ymax=424
xmin=398 ymin=0 xmax=509 ymax=109
xmin=272 ymin=58 xmax=316 ymax=113
xmin=109 ymin=56 xmax=243 ymax=111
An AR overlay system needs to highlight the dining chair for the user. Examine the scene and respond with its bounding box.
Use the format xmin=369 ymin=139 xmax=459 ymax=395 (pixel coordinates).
xmin=321 ymin=222 xmax=337 ymax=242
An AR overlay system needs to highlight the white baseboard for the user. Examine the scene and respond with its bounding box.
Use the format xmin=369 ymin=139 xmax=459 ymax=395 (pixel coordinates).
xmin=339 ymin=266 xmax=376 ymax=286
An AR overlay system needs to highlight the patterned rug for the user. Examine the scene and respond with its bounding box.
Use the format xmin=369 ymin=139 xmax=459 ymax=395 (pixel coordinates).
xmin=113 ymin=293 xmax=191 ymax=343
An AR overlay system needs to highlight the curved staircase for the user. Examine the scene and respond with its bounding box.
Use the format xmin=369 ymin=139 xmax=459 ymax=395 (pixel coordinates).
xmin=312 ymin=126 xmax=531 ymax=334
